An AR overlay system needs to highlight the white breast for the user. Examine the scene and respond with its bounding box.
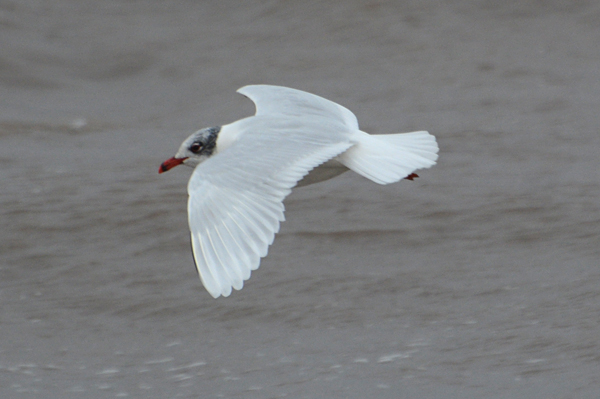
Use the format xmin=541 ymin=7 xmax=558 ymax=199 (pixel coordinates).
xmin=296 ymin=159 xmax=348 ymax=187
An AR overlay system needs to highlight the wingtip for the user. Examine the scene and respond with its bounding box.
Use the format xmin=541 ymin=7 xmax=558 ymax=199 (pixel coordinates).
xmin=236 ymin=84 xmax=257 ymax=95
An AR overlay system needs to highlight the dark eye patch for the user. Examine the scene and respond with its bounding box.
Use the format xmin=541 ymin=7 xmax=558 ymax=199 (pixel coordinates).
xmin=190 ymin=142 xmax=203 ymax=153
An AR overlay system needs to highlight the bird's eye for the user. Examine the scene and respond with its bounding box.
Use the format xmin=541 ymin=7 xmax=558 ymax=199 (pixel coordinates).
xmin=190 ymin=142 xmax=203 ymax=153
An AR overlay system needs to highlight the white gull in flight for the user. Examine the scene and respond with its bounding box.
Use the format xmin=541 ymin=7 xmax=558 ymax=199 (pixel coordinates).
xmin=159 ymin=85 xmax=438 ymax=298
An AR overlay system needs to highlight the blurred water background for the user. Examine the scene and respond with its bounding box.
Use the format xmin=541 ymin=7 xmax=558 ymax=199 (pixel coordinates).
xmin=1 ymin=1 xmax=599 ymax=398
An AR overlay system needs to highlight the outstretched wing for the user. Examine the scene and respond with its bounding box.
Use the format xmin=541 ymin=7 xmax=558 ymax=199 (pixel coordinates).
xmin=187 ymin=116 xmax=354 ymax=298
xmin=237 ymin=84 xmax=359 ymax=130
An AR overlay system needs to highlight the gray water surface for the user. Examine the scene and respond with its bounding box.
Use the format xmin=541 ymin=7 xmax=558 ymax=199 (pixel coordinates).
xmin=2 ymin=1 xmax=599 ymax=398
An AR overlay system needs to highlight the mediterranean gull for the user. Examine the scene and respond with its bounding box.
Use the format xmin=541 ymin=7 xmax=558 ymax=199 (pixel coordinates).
xmin=159 ymin=84 xmax=438 ymax=298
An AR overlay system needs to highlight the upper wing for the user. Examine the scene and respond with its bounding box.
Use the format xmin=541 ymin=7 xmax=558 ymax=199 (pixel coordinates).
xmin=237 ymin=85 xmax=359 ymax=130
xmin=187 ymin=116 xmax=354 ymax=298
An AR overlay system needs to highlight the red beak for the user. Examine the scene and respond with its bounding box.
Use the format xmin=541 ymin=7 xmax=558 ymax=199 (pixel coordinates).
xmin=159 ymin=157 xmax=188 ymax=174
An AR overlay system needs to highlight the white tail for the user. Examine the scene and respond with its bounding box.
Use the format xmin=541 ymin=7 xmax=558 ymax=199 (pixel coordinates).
xmin=337 ymin=131 xmax=439 ymax=185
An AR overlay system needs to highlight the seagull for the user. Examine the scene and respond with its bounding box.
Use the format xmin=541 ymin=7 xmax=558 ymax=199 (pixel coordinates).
xmin=159 ymin=85 xmax=438 ymax=298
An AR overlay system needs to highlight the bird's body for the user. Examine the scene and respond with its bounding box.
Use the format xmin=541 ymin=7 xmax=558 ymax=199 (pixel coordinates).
xmin=159 ymin=85 xmax=438 ymax=298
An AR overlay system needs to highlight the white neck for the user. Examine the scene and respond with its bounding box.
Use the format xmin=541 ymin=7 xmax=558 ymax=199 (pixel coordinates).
xmin=214 ymin=119 xmax=248 ymax=153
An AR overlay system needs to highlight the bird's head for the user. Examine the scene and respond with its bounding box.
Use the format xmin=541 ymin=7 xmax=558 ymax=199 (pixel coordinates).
xmin=159 ymin=126 xmax=220 ymax=173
